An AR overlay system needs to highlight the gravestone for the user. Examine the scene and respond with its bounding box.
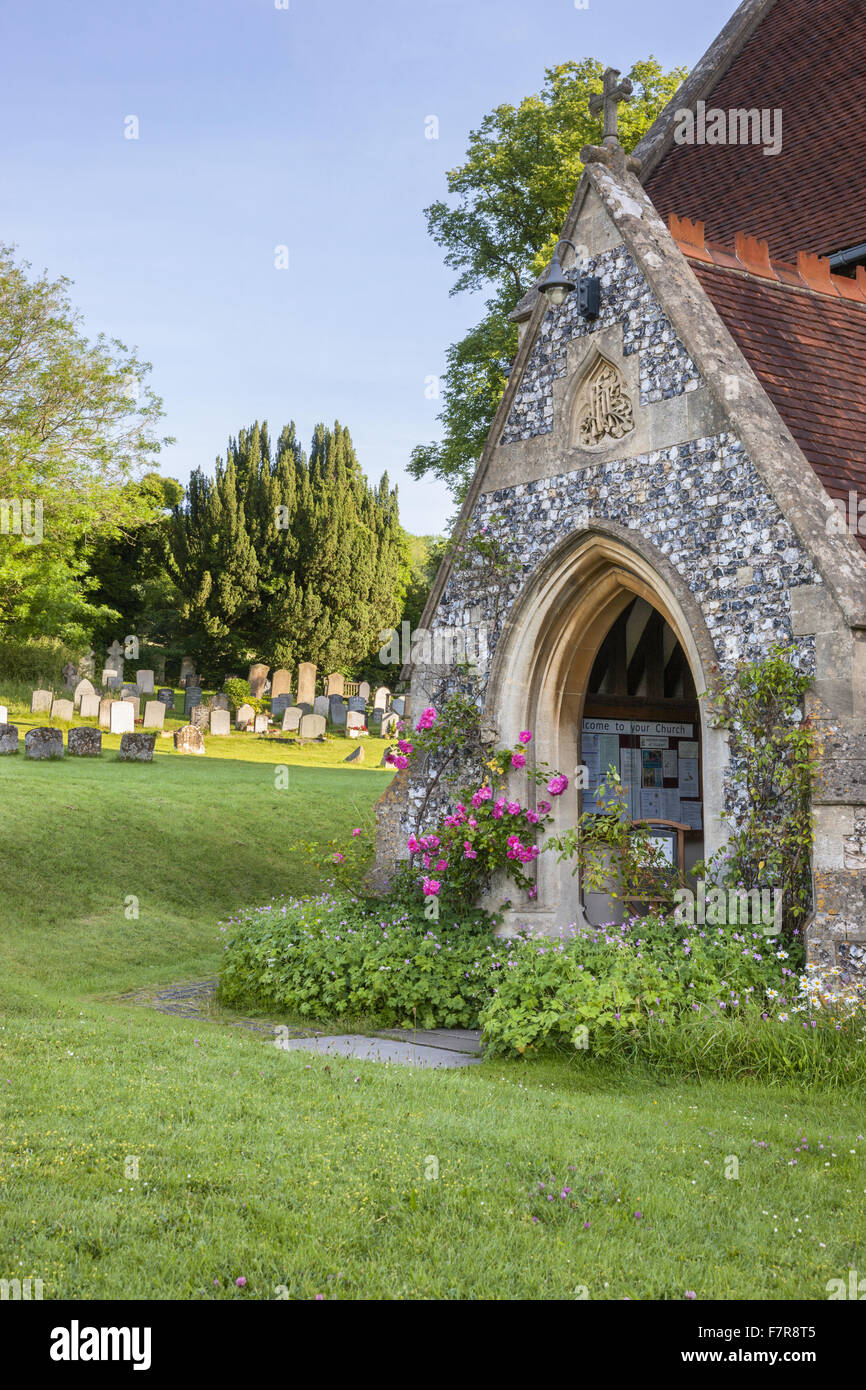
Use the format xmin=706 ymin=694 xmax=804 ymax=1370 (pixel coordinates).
xmin=184 ymin=686 xmax=203 ymax=716
xmin=110 ymin=701 xmax=135 ymax=735
xmin=143 ymin=701 xmax=166 ymax=729
xmin=348 ymin=695 xmax=366 ymax=712
xmin=271 ymin=694 xmax=291 ymax=717
xmin=235 ymin=703 xmax=254 ymax=729
xmin=248 ymin=663 xmax=270 ymax=699
xmin=62 ymin=662 xmax=77 ymax=688
xmin=209 ymin=709 xmax=230 ymax=736
xmin=79 ymin=650 xmax=96 ymax=680
xmin=119 ymin=732 xmax=155 ymax=762
xmin=136 ymin=669 xmax=155 ymax=695
xmin=270 ymin=668 xmax=292 ymax=699
xmin=101 ymin=668 xmax=118 ymax=687
xmin=157 ymin=688 xmax=175 ymax=708
xmin=299 ymin=713 xmax=326 ymax=740
xmin=325 ymin=672 xmax=344 ymax=697
xmin=73 ymin=678 xmax=96 ymax=710
xmin=253 ymin=712 xmax=269 ymax=734
xmin=68 ymin=727 xmax=102 ymax=757
xmin=380 ymin=712 xmax=399 ymax=737
xmin=373 ymin=686 xmax=390 ymax=711
xmin=329 ymin=700 xmax=347 ymax=727
xmin=121 ymin=683 xmax=139 ymax=699
xmin=296 ymin=702 xmax=313 ymax=716
xmin=106 ymin=641 xmax=125 ymax=682
xmin=80 ymin=694 xmax=100 ymax=720
xmin=26 ymin=727 xmax=64 ymax=759
xmin=123 ymin=695 xmax=141 ymax=721
xmin=357 ymin=680 xmax=371 ymax=702
xmin=31 ymin=690 xmax=52 ymax=715
xmin=346 ymin=710 xmax=365 ymax=730
xmin=191 ymin=704 xmax=210 ymax=731
xmin=391 ymin=696 xmax=405 ymax=717
xmin=296 ymin=662 xmax=317 ymax=706
xmin=0 ymin=705 xmax=6 ymax=723
xmin=313 ymin=695 xmax=330 ymax=718
xmin=0 ymin=724 xmax=18 ymax=755
xmin=98 ymin=698 xmax=113 ymax=730
xmin=179 ymin=656 xmax=195 ymax=684
xmin=174 ymin=724 xmax=205 ymax=755
xmin=51 ymin=698 xmax=74 ymax=722
xmin=281 ymin=706 xmax=303 ymax=732
xmin=210 ymin=693 xmax=229 ymax=711
xmin=344 ymin=744 xmax=364 ymax=763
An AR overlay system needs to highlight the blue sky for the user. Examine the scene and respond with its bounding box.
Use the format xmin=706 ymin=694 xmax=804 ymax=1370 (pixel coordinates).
xmin=0 ymin=0 xmax=735 ymax=534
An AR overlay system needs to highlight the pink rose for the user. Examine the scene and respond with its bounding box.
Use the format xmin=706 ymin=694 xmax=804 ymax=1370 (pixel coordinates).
xmin=525 ymin=810 xmax=539 ymax=825
xmin=511 ymin=751 xmax=526 ymax=769
xmin=397 ymin=739 xmax=414 ymax=756
xmin=435 ymin=859 xmax=448 ymax=872
xmin=492 ymin=798 xmax=505 ymax=820
xmin=472 ymin=786 xmax=492 ymax=808
xmin=387 ymin=752 xmax=409 ymax=770
xmin=351 ymin=828 xmax=362 ymax=837
xmin=537 ymin=800 xmax=551 ymax=816
xmin=407 ymin=834 xmax=420 ymax=853
xmin=518 ymin=730 xmax=532 ymax=744
xmin=463 ymin=842 xmax=477 ymax=860
xmin=416 ymin=707 xmax=437 ymax=731
xmin=422 ymin=878 xmax=440 ymax=897
xmin=547 ymin=775 xmax=569 ymax=796
xmin=507 ymin=801 xmax=521 ymax=815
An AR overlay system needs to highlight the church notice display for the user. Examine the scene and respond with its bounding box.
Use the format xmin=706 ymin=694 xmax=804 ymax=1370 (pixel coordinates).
xmin=580 ymin=718 xmax=702 ymax=829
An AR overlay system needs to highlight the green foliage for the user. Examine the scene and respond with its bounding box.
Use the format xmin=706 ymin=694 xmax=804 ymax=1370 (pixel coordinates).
xmin=695 ymin=645 xmax=819 ymax=936
xmin=410 ymin=58 xmax=687 ymax=499
xmin=166 ymin=420 xmax=409 ymax=681
xmin=222 ymin=677 xmax=251 ymax=711
xmin=217 ymin=893 xmax=501 ymax=1030
xmin=479 ymin=915 xmax=804 ymax=1059
xmin=0 ymin=244 xmax=170 ymax=643
xmin=0 ymin=634 xmax=82 ymax=686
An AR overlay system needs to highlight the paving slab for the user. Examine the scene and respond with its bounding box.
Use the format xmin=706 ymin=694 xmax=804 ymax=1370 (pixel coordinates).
xmin=379 ymin=1028 xmax=482 ymax=1054
xmin=272 ymin=1034 xmax=482 ymax=1068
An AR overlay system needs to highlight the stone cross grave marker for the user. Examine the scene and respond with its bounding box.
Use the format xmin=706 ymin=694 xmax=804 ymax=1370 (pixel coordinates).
xmin=106 ymin=641 xmax=125 ymax=681
xmin=62 ymin=662 xmax=77 ymax=688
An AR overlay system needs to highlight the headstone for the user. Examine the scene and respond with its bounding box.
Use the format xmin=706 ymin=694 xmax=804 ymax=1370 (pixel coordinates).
xmin=98 ymin=698 xmax=113 ymax=730
xmin=191 ymin=704 xmax=210 ymax=731
xmin=31 ymin=690 xmax=52 ymax=714
xmin=0 ymin=724 xmax=18 ymax=755
xmin=0 ymin=705 xmax=7 ymax=724
xmin=373 ymin=686 xmax=390 ymax=711
xmin=184 ymin=686 xmax=203 ymax=716
xmin=136 ymin=669 xmax=155 ymax=695
xmin=391 ymin=696 xmax=405 ymax=716
xmin=296 ymin=662 xmax=317 ymax=706
xmin=370 ymin=708 xmax=383 ymax=727
xmin=271 ymin=694 xmax=291 ymax=717
xmin=143 ymin=701 xmax=166 ymax=729
xmin=121 ymin=683 xmax=139 ymax=699
xmin=248 ymin=663 xmax=270 ymax=699
xmin=345 ymin=744 xmax=365 ymax=763
xmin=357 ymin=680 xmax=371 ymax=702
xmin=79 ymin=650 xmax=96 ymax=680
xmin=299 ymin=713 xmax=326 ymax=740
xmin=210 ymin=709 xmax=230 ymax=736
xmin=119 ymin=732 xmax=155 ymax=762
xmin=253 ymin=712 xmax=269 ymax=734
xmin=101 ymin=668 xmax=118 ymax=687
xmin=235 ymin=703 xmax=254 ymax=730
xmin=174 ymin=724 xmax=205 ymax=755
xmin=210 ymin=693 xmax=229 ymax=711
xmin=106 ymin=641 xmax=125 ymax=682
xmin=325 ymin=672 xmax=344 ymax=697
xmin=179 ymin=656 xmax=196 ymax=684
xmin=79 ymin=694 xmax=100 ymax=720
xmin=348 ymin=695 xmax=366 ymax=712
xmin=380 ymin=712 xmax=399 ymax=737
xmin=73 ymin=678 xmax=96 ymax=710
xmin=313 ymin=695 xmax=330 ymax=718
xmin=110 ymin=701 xmax=135 ymax=735
xmin=329 ymin=700 xmax=347 ymax=727
xmin=68 ymin=727 xmax=102 ymax=757
xmin=25 ymin=727 xmax=64 ymax=759
xmin=157 ymin=688 xmax=175 ymax=709
xmin=296 ymin=702 xmax=313 ymax=716
xmin=123 ymin=694 xmax=141 ymax=721
xmin=62 ymin=662 xmax=77 ymax=688
xmin=270 ymin=668 xmax=292 ymax=699
xmin=26 ymin=724 xmax=65 ymax=758
xmin=346 ymin=710 xmax=365 ymax=730
xmin=281 ymin=706 xmax=303 ymax=732
xmin=51 ymin=698 xmax=74 ymax=722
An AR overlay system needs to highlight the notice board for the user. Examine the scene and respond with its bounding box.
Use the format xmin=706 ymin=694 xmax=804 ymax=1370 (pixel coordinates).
xmin=580 ymin=717 xmax=702 ymax=832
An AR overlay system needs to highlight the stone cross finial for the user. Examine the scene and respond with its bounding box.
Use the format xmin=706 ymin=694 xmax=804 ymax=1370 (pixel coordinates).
xmin=589 ymin=67 xmax=634 ymax=147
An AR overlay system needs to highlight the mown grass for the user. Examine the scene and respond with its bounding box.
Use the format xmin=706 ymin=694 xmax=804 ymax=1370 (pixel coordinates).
xmin=1 ymin=716 xmax=864 ymax=1299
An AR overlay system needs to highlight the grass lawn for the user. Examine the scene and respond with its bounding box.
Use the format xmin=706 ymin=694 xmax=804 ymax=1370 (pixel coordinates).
xmin=1 ymin=711 xmax=864 ymax=1300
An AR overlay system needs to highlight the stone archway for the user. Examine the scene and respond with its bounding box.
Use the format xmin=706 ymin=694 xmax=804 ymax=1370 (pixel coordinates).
xmin=483 ymin=522 xmax=729 ymax=934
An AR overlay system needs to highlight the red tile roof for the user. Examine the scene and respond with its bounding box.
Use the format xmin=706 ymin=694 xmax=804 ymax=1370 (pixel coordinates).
xmin=646 ymin=0 xmax=866 ymax=261
xmin=668 ymin=216 xmax=866 ymax=550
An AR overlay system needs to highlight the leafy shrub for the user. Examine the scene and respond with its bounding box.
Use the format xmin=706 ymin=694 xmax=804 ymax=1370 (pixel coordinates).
xmin=222 ymin=677 xmax=250 ymax=711
xmin=217 ymin=893 xmax=506 ymax=1029
xmin=0 ymin=635 xmax=81 ymax=686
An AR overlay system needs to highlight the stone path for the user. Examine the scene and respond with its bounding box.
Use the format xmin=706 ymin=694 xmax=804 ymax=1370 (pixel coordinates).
xmin=116 ymin=978 xmax=483 ymax=1067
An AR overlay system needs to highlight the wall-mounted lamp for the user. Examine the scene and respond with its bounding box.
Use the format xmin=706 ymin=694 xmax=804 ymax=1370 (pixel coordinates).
xmin=538 ymin=238 xmax=600 ymax=319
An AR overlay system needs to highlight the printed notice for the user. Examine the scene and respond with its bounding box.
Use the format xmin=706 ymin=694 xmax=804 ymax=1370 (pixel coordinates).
xmin=640 ymin=788 xmax=663 ymax=818
xmin=640 ymin=736 xmax=669 ymax=749
xmin=678 ymin=757 xmax=699 ymax=795
xmin=662 ymin=749 xmax=678 ymax=779
xmin=680 ymin=800 xmax=703 ymax=830
xmin=662 ymin=788 xmax=681 ymax=821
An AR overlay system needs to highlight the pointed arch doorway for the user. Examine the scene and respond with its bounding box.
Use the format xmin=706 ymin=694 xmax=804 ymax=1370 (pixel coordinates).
xmin=483 ymin=524 xmax=727 ymax=935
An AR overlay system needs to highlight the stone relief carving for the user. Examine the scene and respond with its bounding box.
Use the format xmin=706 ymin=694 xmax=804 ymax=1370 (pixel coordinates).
xmin=573 ymin=354 xmax=634 ymax=447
